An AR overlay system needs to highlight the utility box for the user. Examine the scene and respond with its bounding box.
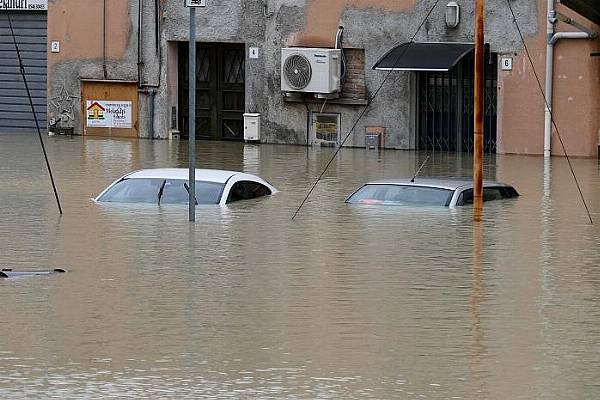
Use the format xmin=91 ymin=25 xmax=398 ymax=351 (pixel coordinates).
xmin=365 ymin=134 xmax=380 ymax=150
xmin=243 ymin=113 xmax=261 ymax=142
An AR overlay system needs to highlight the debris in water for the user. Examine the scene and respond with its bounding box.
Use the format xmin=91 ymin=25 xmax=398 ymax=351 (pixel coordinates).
xmin=0 ymin=268 xmax=67 ymax=278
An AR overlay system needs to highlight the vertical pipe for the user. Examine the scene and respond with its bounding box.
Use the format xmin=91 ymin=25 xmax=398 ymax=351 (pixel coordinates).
xmin=544 ymin=0 xmax=555 ymax=158
xmin=103 ymin=0 xmax=107 ymax=79
xmin=473 ymin=0 xmax=484 ymax=220
xmin=138 ymin=0 xmax=143 ymax=87
xmin=188 ymin=7 xmax=196 ymax=222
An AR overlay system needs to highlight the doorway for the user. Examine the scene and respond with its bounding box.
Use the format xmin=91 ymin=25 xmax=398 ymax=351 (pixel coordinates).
xmin=416 ymin=51 xmax=497 ymax=153
xmin=178 ymin=42 xmax=245 ymax=140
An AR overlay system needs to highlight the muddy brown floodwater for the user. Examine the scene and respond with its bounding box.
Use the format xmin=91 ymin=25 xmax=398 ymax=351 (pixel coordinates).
xmin=1 ymin=134 xmax=600 ymax=399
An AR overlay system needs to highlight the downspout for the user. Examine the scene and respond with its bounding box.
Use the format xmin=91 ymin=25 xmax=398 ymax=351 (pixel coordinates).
xmin=544 ymin=0 xmax=596 ymax=157
xmin=137 ymin=0 xmax=143 ymax=88
xmin=102 ymin=0 xmax=107 ymax=79
xmin=138 ymin=0 xmax=163 ymax=138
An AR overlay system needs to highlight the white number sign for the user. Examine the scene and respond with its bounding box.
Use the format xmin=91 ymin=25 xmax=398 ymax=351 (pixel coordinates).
xmin=501 ymin=57 xmax=513 ymax=71
xmin=185 ymin=0 xmax=206 ymax=7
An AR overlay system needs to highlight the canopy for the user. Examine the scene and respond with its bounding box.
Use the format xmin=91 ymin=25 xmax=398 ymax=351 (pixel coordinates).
xmin=560 ymin=0 xmax=600 ymax=26
xmin=372 ymin=42 xmax=474 ymax=72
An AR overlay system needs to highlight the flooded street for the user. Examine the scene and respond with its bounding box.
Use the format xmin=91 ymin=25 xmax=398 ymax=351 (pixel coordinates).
xmin=1 ymin=134 xmax=600 ymax=399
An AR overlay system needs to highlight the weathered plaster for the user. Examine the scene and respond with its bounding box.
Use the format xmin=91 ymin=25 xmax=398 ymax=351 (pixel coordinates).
xmin=498 ymin=0 xmax=600 ymax=156
xmin=46 ymin=0 xmax=600 ymax=156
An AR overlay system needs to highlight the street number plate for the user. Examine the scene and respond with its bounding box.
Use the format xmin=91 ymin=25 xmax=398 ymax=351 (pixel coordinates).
xmin=185 ymin=0 xmax=206 ymax=6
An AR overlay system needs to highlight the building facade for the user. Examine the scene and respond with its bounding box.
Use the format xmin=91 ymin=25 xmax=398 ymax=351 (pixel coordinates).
xmin=1 ymin=0 xmax=598 ymax=156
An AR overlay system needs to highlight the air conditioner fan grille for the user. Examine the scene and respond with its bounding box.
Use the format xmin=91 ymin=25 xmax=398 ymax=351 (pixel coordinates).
xmin=283 ymin=54 xmax=312 ymax=90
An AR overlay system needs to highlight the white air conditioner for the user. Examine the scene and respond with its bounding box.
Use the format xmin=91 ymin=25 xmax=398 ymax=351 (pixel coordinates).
xmin=281 ymin=48 xmax=341 ymax=94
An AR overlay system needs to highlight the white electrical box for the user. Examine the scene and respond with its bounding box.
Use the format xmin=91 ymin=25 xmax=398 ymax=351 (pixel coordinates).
xmin=243 ymin=113 xmax=261 ymax=142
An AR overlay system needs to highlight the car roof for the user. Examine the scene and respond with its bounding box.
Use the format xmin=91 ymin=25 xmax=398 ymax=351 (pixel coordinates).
xmin=364 ymin=178 xmax=512 ymax=191
xmin=124 ymin=168 xmax=245 ymax=184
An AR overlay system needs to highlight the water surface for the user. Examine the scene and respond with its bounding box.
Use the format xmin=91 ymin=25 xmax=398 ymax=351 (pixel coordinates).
xmin=1 ymin=134 xmax=599 ymax=399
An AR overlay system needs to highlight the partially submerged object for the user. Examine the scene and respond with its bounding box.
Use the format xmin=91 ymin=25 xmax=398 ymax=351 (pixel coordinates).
xmin=346 ymin=178 xmax=519 ymax=207
xmin=94 ymin=168 xmax=277 ymax=206
xmin=0 ymin=268 xmax=67 ymax=278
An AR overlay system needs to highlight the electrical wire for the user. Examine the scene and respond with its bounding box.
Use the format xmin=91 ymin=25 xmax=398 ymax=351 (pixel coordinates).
xmin=291 ymin=0 xmax=442 ymax=220
xmin=6 ymin=12 xmax=63 ymax=215
xmin=505 ymin=0 xmax=593 ymax=224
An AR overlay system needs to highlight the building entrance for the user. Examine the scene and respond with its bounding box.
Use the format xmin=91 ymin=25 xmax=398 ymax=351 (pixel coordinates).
xmin=178 ymin=42 xmax=245 ymax=141
xmin=416 ymin=52 xmax=497 ymax=153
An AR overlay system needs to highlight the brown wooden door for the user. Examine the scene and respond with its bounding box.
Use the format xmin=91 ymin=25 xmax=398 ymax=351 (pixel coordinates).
xmin=179 ymin=43 xmax=245 ymax=140
xmin=81 ymin=81 xmax=139 ymax=138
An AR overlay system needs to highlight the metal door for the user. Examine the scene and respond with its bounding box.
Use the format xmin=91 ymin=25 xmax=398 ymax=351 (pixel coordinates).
xmin=179 ymin=42 xmax=245 ymax=140
xmin=0 ymin=12 xmax=47 ymax=134
xmin=417 ymin=51 xmax=497 ymax=153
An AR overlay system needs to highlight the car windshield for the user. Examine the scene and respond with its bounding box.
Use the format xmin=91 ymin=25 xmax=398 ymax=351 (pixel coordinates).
xmin=347 ymin=184 xmax=453 ymax=206
xmin=97 ymin=178 xmax=225 ymax=204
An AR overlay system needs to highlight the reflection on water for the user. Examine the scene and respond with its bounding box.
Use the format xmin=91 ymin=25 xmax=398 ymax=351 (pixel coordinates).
xmin=1 ymin=134 xmax=600 ymax=399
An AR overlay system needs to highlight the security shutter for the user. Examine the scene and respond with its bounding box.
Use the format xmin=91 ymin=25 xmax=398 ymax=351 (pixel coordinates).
xmin=0 ymin=12 xmax=47 ymax=134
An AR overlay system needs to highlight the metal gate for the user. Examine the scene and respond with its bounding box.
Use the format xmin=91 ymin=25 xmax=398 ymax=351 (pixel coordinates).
xmin=179 ymin=42 xmax=245 ymax=141
xmin=0 ymin=12 xmax=47 ymax=134
xmin=417 ymin=51 xmax=497 ymax=153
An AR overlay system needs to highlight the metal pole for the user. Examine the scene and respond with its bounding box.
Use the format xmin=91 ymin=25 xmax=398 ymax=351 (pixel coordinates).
xmin=188 ymin=6 xmax=196 ymax=222
xmin=544 ymin=0 xmax=555 ymax=158
xmin=473 ymin=0 xmax=484 ymax=221
xmin=6 ymin=12 xmax=63 ymax=215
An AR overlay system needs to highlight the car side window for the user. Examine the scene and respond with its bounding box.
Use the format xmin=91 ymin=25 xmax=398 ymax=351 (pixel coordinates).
xmin=457 ymin=189 xmax=473 ymax=206
xmin=227 ymin=181 xmax=271 ymax=203
xmin=457 ymin=186 xmax=518 ymax=206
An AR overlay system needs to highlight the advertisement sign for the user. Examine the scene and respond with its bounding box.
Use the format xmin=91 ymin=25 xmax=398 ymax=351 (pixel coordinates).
xmin=0 ymin=0 xmax=48 ymax=11
xmin=86 ymin=100 xmax=132 ymax=129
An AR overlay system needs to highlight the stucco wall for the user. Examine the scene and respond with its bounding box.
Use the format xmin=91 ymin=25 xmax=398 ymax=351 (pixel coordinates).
xmin=47 ymin=0 xmax=600 ymax=156
xmin=497 ymin=0 xmax=600 ymax=157
xmin=48 ymin=0 xmax=156 ymax=136
xmin=159 ymin=0 xmax=541 ymax=149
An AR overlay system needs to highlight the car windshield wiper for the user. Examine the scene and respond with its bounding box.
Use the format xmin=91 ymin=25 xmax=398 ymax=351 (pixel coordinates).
xmin=183 ymin=182 xmax=198 ymax=205
xmin=157 ymin=179 xmax=167 ymax=204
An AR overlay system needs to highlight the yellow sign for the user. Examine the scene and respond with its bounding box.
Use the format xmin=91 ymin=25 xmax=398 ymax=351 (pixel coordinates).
xmin=87 ymin=101 xmax=106 ymax=121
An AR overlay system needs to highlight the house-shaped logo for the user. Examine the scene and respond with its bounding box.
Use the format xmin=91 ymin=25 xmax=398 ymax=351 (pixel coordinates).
xmin=87 ymin=101 xmax=106 ymax=120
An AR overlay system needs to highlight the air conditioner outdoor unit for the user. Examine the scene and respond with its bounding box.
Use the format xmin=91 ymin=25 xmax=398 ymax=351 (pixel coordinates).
xmin=281 ymin=48 xmax=342 ymax=94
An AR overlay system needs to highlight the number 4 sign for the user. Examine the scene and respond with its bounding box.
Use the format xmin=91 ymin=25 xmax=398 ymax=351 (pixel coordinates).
xmin=185 ymin=0 xmax=206 ymax=6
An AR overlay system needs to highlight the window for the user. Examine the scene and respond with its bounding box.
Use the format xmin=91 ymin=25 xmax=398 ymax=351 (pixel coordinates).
xmin=97 ymin=178 xmax=225 ymax=204
xmin=312 ymin=113 xmax=340 ymax=145
xmin=227 ymin=181 xmax=272 ymax=203
xmin=456 ymin=186 xmax=519 ymax=206
xmin=346 ymin=184 xmax=453 ymax=206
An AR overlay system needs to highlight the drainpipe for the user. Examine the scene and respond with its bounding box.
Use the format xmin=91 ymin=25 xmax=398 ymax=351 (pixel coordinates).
xmin=544 ymin=0 xmax=596 ymax=157
xmin=137 ymin=0 xmax=144 ymax=88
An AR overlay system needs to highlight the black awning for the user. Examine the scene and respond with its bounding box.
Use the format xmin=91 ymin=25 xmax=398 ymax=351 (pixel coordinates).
xmin=560 ymin=0 xmax=600 ymax=26
xmin=373 ymin=42 xmax=474 ymax=72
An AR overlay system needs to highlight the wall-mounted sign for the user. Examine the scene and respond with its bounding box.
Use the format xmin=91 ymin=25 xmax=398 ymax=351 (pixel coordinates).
xmin=501 ymin=57 xmax=513 ymax=71
xmin=185 ymin=0 xmax=205 ymax=7
xmin=86 ymin=100 xmax=132 ymax=129
xmin=51 ymin=41 xmax=60 ymax=53
xmin=0 ymin=0 xmax=48 ymax=11
xmin=249 ymin=47 xmax=259 ymax=59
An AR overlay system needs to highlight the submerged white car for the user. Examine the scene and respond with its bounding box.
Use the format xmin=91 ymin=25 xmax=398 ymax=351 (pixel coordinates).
xmin=346 ymin=178 xmax=518 ymax=207
xmin=95 ymin=168 xmax=277 ymax=206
